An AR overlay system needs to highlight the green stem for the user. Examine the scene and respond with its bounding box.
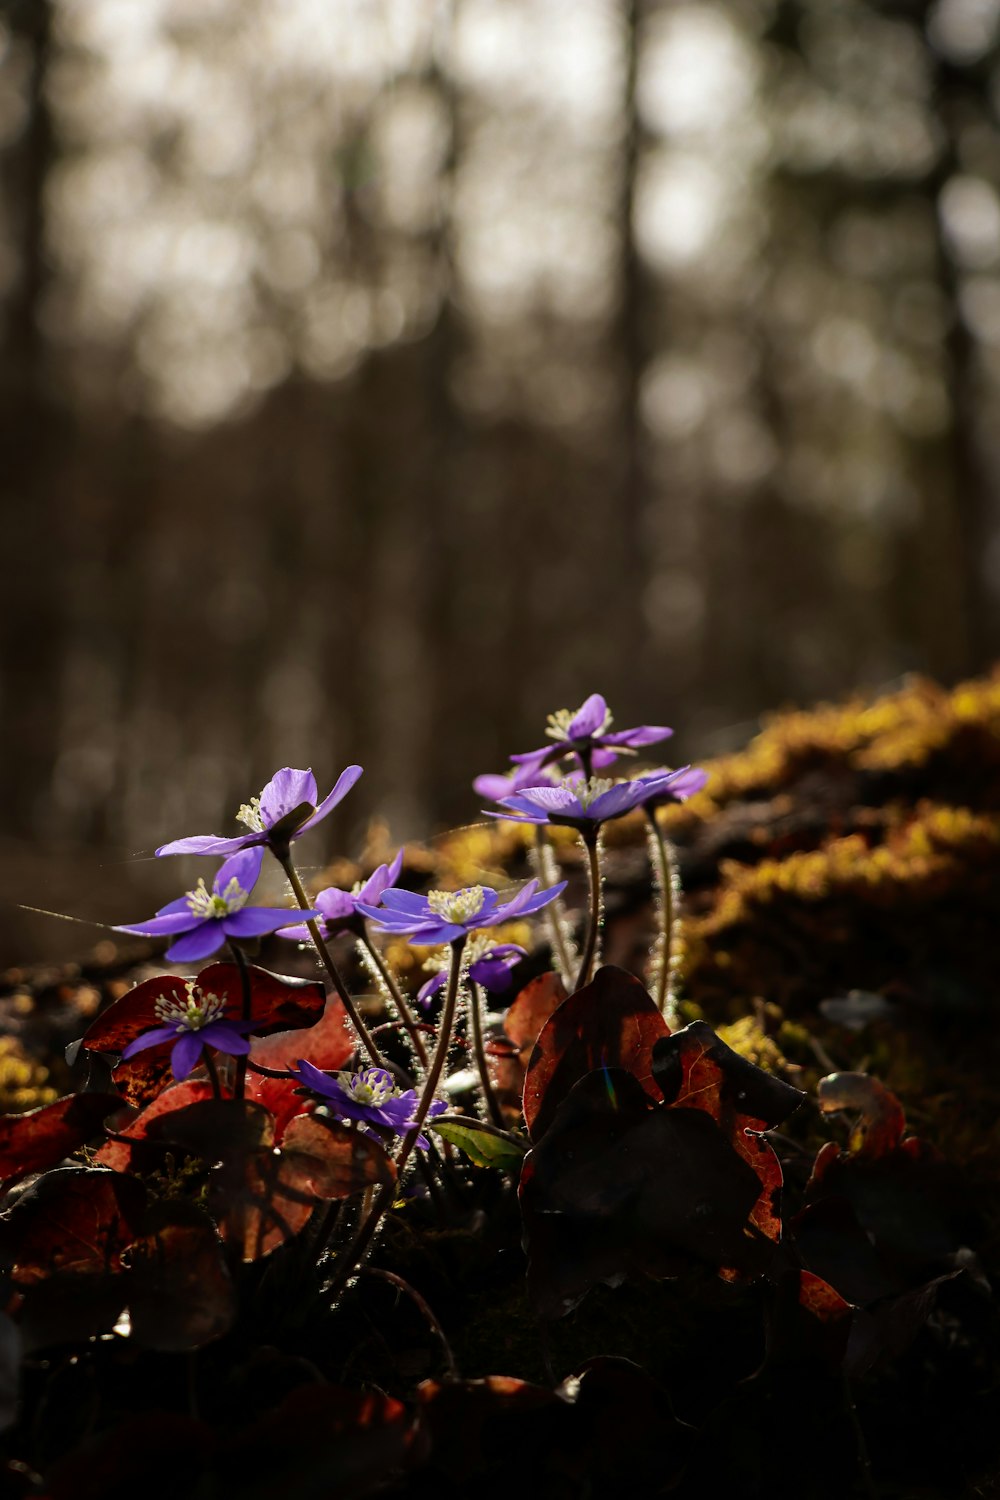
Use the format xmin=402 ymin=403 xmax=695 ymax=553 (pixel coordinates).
xmin=532 ymin=826 xmax=575 ymax=984
xmin=573 ymin=828 xmax=602 ymax=991
xmin=275 ymin=849 xmax=383 ymax=1068
xmin=644 ymin=806 xmax=679 ymax=1023
xmin=358 ymin=928 xmax=430 ymax=1070
xmin=229 ymin=941 xmax=252 ymax=1100
xmin=326 ymin=937 xmax=467 ymax=1303
xmin=468 ymin=980 xmax=505 ymax=1128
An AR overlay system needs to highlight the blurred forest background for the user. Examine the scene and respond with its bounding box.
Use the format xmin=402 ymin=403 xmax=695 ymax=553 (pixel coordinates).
xmin=2 ymin=0 xmax=1000 ymax=962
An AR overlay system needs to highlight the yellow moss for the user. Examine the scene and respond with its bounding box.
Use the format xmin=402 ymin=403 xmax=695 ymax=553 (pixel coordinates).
xmin=0 ymin=1036 xmax=58 ymax=1114
xmin=716 ymin=1013 xmax=789 ymax=1075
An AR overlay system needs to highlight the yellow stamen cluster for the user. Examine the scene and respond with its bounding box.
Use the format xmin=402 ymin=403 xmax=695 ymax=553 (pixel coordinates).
xmin=426 ymin=886 xmax=487 ymax=924
xmin=185 ymin=875 xmax=248 ymax=920
xmin=545 ymin=703 xmax=614 ymax=742
xmin=236 ymin=795 xmax=266 ymax=832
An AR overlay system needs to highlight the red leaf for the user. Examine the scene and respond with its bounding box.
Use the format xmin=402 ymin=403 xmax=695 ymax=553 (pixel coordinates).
xmin=243 ymin=1073 xmax=308 ymax=1141
xmin=2 ymin=1168 xmax=145 ymax=1286
xmin=504 ymin=971 xmax=567 ymax=1052
xmin=0 ymin=1094 xmax=122 ymax=1188
xmin=94 ymin=1081 xmax=215 ymax=1172
xmin=522 ymin=966 xmax=669 ymax=1142
xmin=249 ymin=995 xmax=353 ymax=1071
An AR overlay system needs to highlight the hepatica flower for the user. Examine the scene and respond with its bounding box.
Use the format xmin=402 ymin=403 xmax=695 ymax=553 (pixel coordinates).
xmin=511 ymin=693 xmax=673 ymax=776
xmin=634 ymin=765 xmax=709 ymax=808
xmin=489 ymin=769 xmax=695 ymax=830
xmin=472 ymin=761 xmax=555 ymax=803
xmin=417 ymin=934 xmax=527 ymax=1007
xmin=357 ymin=879 xmax=565 ymax=946
xmin=291 ymin=1059 xmax=446 ymax=1148
xmin=121 ymin=980 xmax=257 ymax=1081
xmin=114 ymin=848 xmax=317 ymax=962
xmin=278 ymin=850 xmax=404 ymax=943
xmin=156 ymin=765 xmax=363 ymax=858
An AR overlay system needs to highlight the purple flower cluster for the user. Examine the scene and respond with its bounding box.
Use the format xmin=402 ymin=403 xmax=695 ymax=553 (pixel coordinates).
xmin=114 ymin=848 xmax=317 ymax=963
xmin=510 ymin=693 xmax=673 ymax=776
xmin=291 ymin=1059 xmax=446 ymax=1149
xmin=417 ymin=936 xmax=526 ymax=1007
xmin=486 ymin=768 xmax=696 ymax=829
xmin=156 ymin=765 xmax=362 ymax=858
xmin=279 ymin=850 xmax=404 ymax=943
xmin=357 ymin=878 xmax=565 ymax=946
xmin=121 ymin=980 xmax=257 ymax=1081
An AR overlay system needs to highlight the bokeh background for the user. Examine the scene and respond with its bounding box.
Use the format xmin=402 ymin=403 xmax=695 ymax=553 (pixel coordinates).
xmin=2 ymin=0 xmax=1000 ymax=962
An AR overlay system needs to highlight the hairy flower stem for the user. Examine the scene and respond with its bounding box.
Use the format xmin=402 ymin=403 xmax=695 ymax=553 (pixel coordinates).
xmin=573 ymin=828 xmax=602 ymax=992
xmin=468 ymin=981 xmax=505 ymax=1128
xmin=275 ymin=848 xmax=383 ymax=1068
xmin=532 ymin=827 xmax=576 ymax=984
xmin=326 ymin=938 xmax=467 ymax=1304
xmin=203 ymin=1050 xmax=224 ymax=1101
xmin=229 ymin=941 xmax=252 ymax=1101
xmin=358 ymin=929 xmax=430 ymax=1070
xmin=644 ymin=806 xmax=680 ymax=1024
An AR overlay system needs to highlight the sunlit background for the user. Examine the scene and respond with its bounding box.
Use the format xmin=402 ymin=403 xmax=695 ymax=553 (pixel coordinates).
xmin=2 ymin=0 xmax=999 ymax=961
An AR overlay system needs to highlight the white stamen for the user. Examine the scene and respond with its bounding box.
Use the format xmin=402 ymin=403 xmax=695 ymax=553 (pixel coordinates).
xmin=426 ymin=886 xmax=487 ymax=924
xmin=235 ymin=795 xmax=266 ymax=832
xmin=340 ymin=1067 xmax=398 ymax=1108
xmin=154 ymin=982 xmax=227 ymax=1032
xmin=185 ymin=875 xmax=249 ymax=921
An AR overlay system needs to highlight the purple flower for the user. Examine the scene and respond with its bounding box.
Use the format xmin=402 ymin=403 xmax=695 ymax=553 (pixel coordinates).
xmin=291 ymin=1059 xmax=446 ymax=1149
xmin=356 ymin=878 xmax=566 ymax=946
xmin=120 ymin=979 xmax=258 ymax=1081
xmin=488 ymin=769 xmax=696 ymax=829
xmin=156 ymin=764 xmax=363 ymax=858
xmin=417 ymin=936 xmax=527 ymax=1008
xmin=472 ymin=762 xmax=555 ymax=803
xmin=278 ymin=850 xmax=404 ymax=943
xmin=510 ymin=694 xmax=673 ymax=776
xmin=633 ymin=766 xmax=709 ymax=808
xmin=113 ymin=847 xmax=317 ymax=963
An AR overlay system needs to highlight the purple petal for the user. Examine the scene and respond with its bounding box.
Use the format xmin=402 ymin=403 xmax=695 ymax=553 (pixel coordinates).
xmin=259 ymin=768 xmax=318 ymax=824
xmin=484 ymin=943 xmax=528 ymax=960
xmin=223 ymin=906 xmax=315 ymax=938
xmin=493 ymin=879 xmax=567 ymax=924
xmin=601 ymin=724 xmax=674 ymax=748
xmin=376 ymin=889 xmax=431 ymax=914
xmin=214 ymin=845 xmax=264 ymax=897
xmin=114 ymin=911 xmax=198 ymax=938
xmin=591 ymin=747 xmax=619 ymax=769
xmin=198 ymin=1023 xmax=253 ymax=1056
xmin=360 ymin=849 xmax=404 ymax=904
xmin=120 ymin=1025 xmax=180 ymax=1059
xmin=156 ymin=833 xmax=256 ymax=857
xmin=508 ymin=747 xmax=553 ymax=770
xmin=165 ymin=922 xmax=227 ymax=963
xmin=275 ymin=920 xmax=319 ymax=942
xmin=644 ymin=766 xmax=709 ymax=802
xmin=171 ymin=1032 xmax=205 ymax=1081
xmin=298 ymin=764 xmax=364 ymax=833
xmin=469 ymin=957 xmax=518 ymax=992
xmin=315 ymin=887 xmax=357 ymax=921
xmin=291 ymin=1058 xmax=341 ymax=1098
xmin=416 ymin=971 xmax=447 ymax=1007
xmin=567 ymin=693 xmax=608 ymax=739
xmin=588 ymin=783 xmax=645 ymax=821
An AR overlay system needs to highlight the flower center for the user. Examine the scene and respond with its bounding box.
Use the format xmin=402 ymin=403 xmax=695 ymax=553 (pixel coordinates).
xmin=570 ymin=775 xmax=614 ymax=810
xmin=341 ymin=1068 xmax=397 ymax=1108
xmin=155 ymin=984 xmax=227 ymax=1032
xmin=426 ymin=886 xmax=487 ymax=924
xmin=185 ymin=875 xmax=249 ymax=921
xmin=235 ymin=795 xmax=266 ymax=832
xmin=545 ymin=703 xmax=614 ymax=743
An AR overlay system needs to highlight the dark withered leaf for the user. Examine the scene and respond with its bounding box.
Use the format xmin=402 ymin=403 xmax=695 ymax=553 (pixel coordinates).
xmin=522 ymin=966 xmax=668 ymax=1142
xmin=125 ymin=1201 xmax=236 ymax=1352
xmin=0 ymin=1093 xmax=122 ymax=1187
